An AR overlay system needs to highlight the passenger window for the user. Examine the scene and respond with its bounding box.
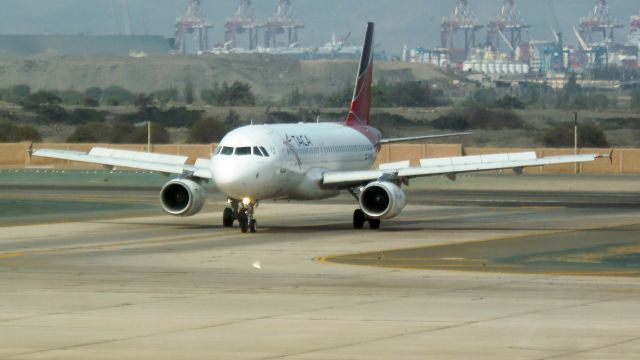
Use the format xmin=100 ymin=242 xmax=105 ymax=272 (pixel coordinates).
xmin=253 ymin=147 xmax=263 ymax=157
xmin=220 ymin=147 xmax=234 ymax=155
xmin=235 ymin=147 xmax=251 ymax=156
xmin=259 ymin=146 xmax=269 ymax=157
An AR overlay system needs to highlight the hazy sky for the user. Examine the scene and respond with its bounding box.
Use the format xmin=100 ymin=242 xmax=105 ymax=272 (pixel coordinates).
xmin=0 ymin=0 xmax=638 ymax=53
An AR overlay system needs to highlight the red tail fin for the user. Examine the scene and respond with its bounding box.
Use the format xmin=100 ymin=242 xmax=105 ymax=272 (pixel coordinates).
xmin=344 ymin=22 xmax=374 ymax=127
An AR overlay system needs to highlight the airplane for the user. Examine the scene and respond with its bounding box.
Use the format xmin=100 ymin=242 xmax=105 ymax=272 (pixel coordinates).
xmin=33 ymin=22 xmax=610 ymax=234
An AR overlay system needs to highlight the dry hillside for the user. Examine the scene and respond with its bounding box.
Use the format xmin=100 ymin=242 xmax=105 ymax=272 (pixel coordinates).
xmin=0 ymin=55 xmax=449 ymax=102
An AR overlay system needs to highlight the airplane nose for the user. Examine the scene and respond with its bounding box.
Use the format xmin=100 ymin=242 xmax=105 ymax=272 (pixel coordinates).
xmin=212 ymin=157 xmax=260 ymax=198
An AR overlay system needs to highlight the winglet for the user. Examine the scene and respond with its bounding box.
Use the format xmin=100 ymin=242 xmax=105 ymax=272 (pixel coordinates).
xmin=595 ymin=149 xmax=614 ymax=164
xmin=344 ymin=22 xmax=374 ymax=127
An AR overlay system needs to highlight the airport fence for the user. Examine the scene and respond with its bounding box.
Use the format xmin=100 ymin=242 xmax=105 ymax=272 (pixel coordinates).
xmin=0 ymin=142 xmax=638 ymax=174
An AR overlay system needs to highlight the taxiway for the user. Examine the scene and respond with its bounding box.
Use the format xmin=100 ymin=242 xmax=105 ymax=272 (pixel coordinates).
xmin=1 ymin=175 xmax=640 ymax=359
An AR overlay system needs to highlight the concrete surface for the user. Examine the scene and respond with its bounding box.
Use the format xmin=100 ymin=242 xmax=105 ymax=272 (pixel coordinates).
xmin=1 ymin=183 xmax=640 ymax=359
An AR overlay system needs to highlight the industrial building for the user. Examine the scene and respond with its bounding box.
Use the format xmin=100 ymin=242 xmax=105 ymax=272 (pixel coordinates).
xmin=405 ymin=0 xmax=639 ymax=79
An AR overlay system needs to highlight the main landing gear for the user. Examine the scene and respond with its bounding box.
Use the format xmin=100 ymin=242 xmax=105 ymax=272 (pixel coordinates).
xmin=353 ymin=209 xmax=381 ymax=230
xmin=223 ymin=199 xmax=258 ymax=233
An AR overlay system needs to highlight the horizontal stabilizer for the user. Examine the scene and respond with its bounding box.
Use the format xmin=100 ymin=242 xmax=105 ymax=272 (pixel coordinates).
xmin=379 ymin=132 xmax=472 ymax=145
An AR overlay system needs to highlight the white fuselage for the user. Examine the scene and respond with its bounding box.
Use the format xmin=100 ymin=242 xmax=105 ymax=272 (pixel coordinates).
xmin=210 ymin=123 xmax=379 ymax=201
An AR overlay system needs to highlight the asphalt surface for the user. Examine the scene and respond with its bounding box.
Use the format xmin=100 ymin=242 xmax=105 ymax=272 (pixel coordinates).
xmin=1 ymin=173 xmax=640 ymax=359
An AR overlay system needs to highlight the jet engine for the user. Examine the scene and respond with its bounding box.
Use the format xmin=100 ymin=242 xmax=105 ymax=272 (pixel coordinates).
xmin=160 ymin=179 xmax=207 ymax=217
xmin=359 ymin=181 xmax=407 ymax=220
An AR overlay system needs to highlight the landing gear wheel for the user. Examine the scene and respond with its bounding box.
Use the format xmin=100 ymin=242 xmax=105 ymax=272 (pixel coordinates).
xmin=369 ymin=219 xmax=381 ymax=230
xmin=223 ymin=207 xmax=234 ymax=228
xmin=238 ymin=209 xmax=249 ymax=233
xmin=353 ymin=209 xmax=365 ymax=229
xmin=249 ymin=219 xmax=257 ymax=233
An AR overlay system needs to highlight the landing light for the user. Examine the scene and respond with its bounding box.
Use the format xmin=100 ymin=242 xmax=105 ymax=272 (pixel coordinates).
xmin=242 ymin=197 xmax=252 ymax=205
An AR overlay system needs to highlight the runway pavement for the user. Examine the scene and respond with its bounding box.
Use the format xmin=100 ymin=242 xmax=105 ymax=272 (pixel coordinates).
xmin=1 ymin=177 xmax=640 ymax=359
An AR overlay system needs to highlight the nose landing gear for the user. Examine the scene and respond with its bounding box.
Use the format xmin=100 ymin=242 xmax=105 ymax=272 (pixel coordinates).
xmin=223 ymin=199 xmax=258 ymax=233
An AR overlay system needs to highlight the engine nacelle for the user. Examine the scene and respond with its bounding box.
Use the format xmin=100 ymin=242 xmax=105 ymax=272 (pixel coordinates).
xmin=359 ymin=181 xmax=407 ymax=220
xmin=160 ymin=178 xmax=207 ymax=217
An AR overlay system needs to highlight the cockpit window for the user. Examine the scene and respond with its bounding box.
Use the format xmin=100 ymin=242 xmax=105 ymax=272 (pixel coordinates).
xmin=220 ymin=147 xmax=234 ymax=156
xmin=213 ymin=146 xmax=222 ymax=156
xmin=235 ymin=147 xmax=251 ymax=156
xmin=259 ymin=146 xmax=269 ymax=157
xmin=253 ymin=147 xmax=263 ymax=157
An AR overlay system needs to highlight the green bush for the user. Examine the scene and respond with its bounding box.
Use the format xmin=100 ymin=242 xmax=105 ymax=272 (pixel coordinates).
xmin=472 ymin=88 xmax=498 ymax=104
xmin=152 ymin=88 xmax=179 ymax=106
xmin=218 ymin=81 xmax=256 ymax=106
xmin=67 ymin=109 xmax=107 ymax=125
xmin=0 ymin=121 xmax=41 ymax=142
xmin=432 ymin=113 xmax=470 ymax=131
xmin=571 ymin=93 xmax=610 ymax=110
xmin=543 ymin=123 xmax=609 ymax=148
xmin=11 ymin=84 xmax=31 ymax=99
xmin=324 ymin=84 xmax=352 ymax=108
xmin=109 ymin=121 xmax=169 ymax=144
xmin=68 ymin=121 xmax=169 ymax=144
xmin=184 ymin=80 xmax=195 ymax=105
xmin=20 ymin=91 xmax=68 ymax=123
xmin=188 ymin=117 xmax=229 ymax=143
xmin=51 ymin=89 xmax=85 ymax=105
xmin=201 ymin=81 xmax=256 ymax=106
xmin=494 ymin=95 xmax=525 ymax=110
xmin=84 ymin=87 xmax=103 ymax=102
xmin=67 ymin=122 xmax=111 ymax=143
xmin=201 ymin=89 xmax=218 ymax=105
xmin=433 ymin=106 xmax=524 ymax=131
xmin=103 ymin=86 xmax=135 ymax=106
xmin=369 ymin=113 xmax=414 ymax=128
xmin=116 ymin=106 xmax=202 ymax=127
xmin=631 ymin=90 xmax=640 ymax=110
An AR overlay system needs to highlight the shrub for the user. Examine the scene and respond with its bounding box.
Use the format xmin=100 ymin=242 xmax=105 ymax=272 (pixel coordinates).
xmin=432 ymin=113 xmax=470 ymax=131
xmin=51 ymin=89 xmax=85 ymax=105
xmin=571 ymin=93 xmax=610 ymax=110
xmin=472 ymin=88 xmax=498 ymax=105
xmin=110 ymin=121 xmax=169 ymax=144
xmin=67 ymin=121 xmax=169 ymax=144
xmin=116 ymin=106 xmax=202 ymax=127
xmin=184 ymin=80 xmax=195 ymax=105
xmin=494 ymin=95 xmax=525 ymax=110
xmin=11 ymin=84 xmax=31 ymax=99
xmin=103 ymin=86 xmax=135 ymax=106
xmin=20 ymin=91 xmax=68 ymax=123
xmin=84 ymin=87 xmax=103 ymax=103
xmin=433 ymin=106 xmax=524 ymax=131
xmin=218 ymin=81 xmax=256 ymax=106
xmin=631 ymin=90 xmax=640 ymax=110
xmin=188 ymin=117 xmax=229 ymax=143
xmin=0 ymin=121 xmax=41 ymax=142
xmin=67 ymin=109 xmax=107 ymax=125
xmin=152 ymin=88 xmax=179 ymax=106
xmin=67 ymin=122 xmax=112 ymax=143
xmin=369 ymin=113 xmax=413 ymax=128
xmin=543 ymin=123 xmax=609 ymax=148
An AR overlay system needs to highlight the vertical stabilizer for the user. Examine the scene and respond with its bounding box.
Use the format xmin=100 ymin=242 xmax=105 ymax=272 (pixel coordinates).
xmin=344 ymin=22 xmax=374 ymax=127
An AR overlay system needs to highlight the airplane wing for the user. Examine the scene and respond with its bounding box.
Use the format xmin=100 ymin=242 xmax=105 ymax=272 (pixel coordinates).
xmin=32 ymin=147 xmax=213 ymax=180
xmin=322 ymin=151 xmax=608 ymax=187
xmin=379 ymin=132 xmax=472 ymax=145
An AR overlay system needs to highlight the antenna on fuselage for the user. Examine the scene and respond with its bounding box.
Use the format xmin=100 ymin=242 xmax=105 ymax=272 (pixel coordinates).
xmin=250 ymin=118 xmax=254 ymax=125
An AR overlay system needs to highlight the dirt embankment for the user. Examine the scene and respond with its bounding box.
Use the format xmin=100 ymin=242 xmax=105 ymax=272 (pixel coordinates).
xmin=0 ymin=55 xmax=448 ymax=102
